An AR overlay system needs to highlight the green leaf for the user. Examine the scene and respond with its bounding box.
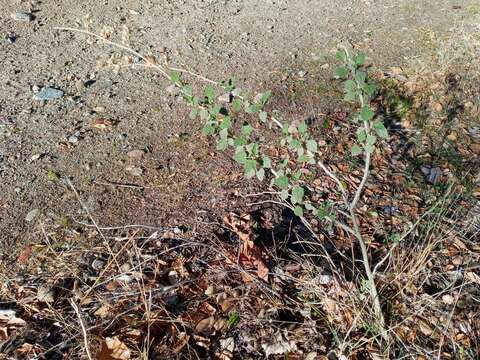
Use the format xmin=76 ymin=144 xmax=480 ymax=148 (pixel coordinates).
xmin=262 ymin=156 xmax=272 ymax=168
xmin=356 ymin=128 xmax=367 ymax=143
xmin=336 ymin=50 xmax=347 ymax=62
xmin=259 ymin=111 xmax=268 ymax=122
xmin=242 ymin=124 xmax=253 ymax=137
xmin=233 ymin=149 xmax=247 ymax=164
xmin=199 ymin=108 xmax=209 ymax=120
xmin=222 ymin=77 xmax=236 ymax=92
xmin=280 ymin=190 xmax=289 ymax=200
xmin=316 ymin=207 xmax=329 ymax=219
xmin=293 ymin=205 xmax=304 ymax=217
xmin=249 ymin=142 xmax=259 ymax=156
xmin=202 ymin=124 xmax=216 ymax=136
xmin=260 ymin=90 xmax=272 ymax=105
xmin=216 ymin=138 xmax=228 ymax=151
xmin=232 ymin=98 xmax=242 ymax=111
xmin=291 ymin=186 xmax=305 ymax=205
xmin=297 ymin=154 xmax=310 ymax=163
xmin=189 ymin=108 xmax=198 ymax=119
xmin=246 ymin=104 xmax=261 ymax=114
xmin=219 ymin=117 xmax=232 ymax=130
xmin=245 ymin=159 xmax=257 ymax=178
xmin=219 ymin=128 xmax=228 ymax=139
xmin=360 ymin=106 xmax=375 ymax=122
xmin=355 ymin=70 xmax=367 ymax=85
xmin=345 ymin=80 xmax=356 ymax=92
xmin=170 ymin=71 xmax=181 ymax=84
xmin=274 ymin=176 xmax=289 ymax=190
xmin=298 ymin=122 xmax=308 ymax=134
xmin=228 ymin=312 xmax=240 ymax=327
xmin=289 ymin=139 xmax=302 ymax=150
xmin=354 ymin=53 xmax=366 ymax=66
xmin=351 ymin=144 xmax=362 ymax=156
xmin=256 ymin=168 xmax=265 ymax=181
xmin=304 ymin=203 xmax=316 ymax=212
xmin=335 ymin=66 xmax=348 ymax=79
xmin=183 ymin=84 xmax=193 ymax=97
xmin=344 ymin=91 xmax=357 ymax=102
xmin=363 ymin=83 xmax=377 ymax=97
xmin=366 ymin=134 xmax=377 ymax=146
xmin=234 ymin=136 xmax=247 ymax=147
xmin=292 ymin=171 xmax=302 ymax=181
xmin=373 ymin=121 xmax=389 ymax=139
xmin=204 ymin=85 xmax=215 ymax=103
xmin=365 ymin=144 xmax=375 ymax=154
xmin=210 ymin=105 xmax=221 ymax=116
xmin=306 ymin=139 xmax=317 ymax=153
xmin=47 ymin=170 xmax=58 ymax=181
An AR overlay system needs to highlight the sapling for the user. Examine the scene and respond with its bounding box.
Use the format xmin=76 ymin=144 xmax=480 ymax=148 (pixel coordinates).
xmin=56 ymin=26 xmax=388 ymax=342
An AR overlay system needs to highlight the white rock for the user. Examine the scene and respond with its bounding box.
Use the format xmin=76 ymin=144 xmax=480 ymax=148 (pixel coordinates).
xmin=25 ymin=209 xmax=40 ymax=222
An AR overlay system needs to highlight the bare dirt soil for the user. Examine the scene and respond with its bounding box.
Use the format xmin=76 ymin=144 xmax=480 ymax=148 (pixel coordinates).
xmin=1 ymin=0 xmax=475 ymax=249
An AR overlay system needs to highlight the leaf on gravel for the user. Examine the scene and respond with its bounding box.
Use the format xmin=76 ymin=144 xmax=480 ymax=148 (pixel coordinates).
xmin=91 ymin=118 xmax=113 ymax=130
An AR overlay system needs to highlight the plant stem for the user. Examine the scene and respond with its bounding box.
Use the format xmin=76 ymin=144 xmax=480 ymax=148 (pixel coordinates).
xmin=350 ymin=150 xmax=371 ymax=210
xmin=350 ymin=207 xmax=387 ymax=340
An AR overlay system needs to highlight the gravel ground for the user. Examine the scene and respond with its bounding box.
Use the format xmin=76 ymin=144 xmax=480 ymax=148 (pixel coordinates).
xmin=0 ymin=0 xmax=475 ymax=249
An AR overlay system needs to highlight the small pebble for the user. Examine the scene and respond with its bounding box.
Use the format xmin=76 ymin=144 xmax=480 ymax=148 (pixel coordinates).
xmin=68 ymin=135 xmax=78 ymax=144
xmin=5 ymin=33 xmax=17 ymax=44
xmin=31 ymin=154 xmax=41 ymax=161
xmin=168 ymin=270 xmax=179 ymax=285
xmin=33 ymin=87 xmax=64 ymax=101
xmin=25 ymin=209 xmax=40 ymax=222
xmin=125 ymin=165 xmax=143 ymax=176
xmin=11 ymin=11 xmax=35 ymax=22
xmin=442 ymin=294 xmax=455 ymax=305
xmin=127 ymin=149 xmax=144 ymax=159
xmin=92 ymin=259 xmax=105 ymax=271
xmin=217 ymin=93 xmax=232 ymax=103
xmin=37 ymin=285 xmax=54 ymax=303
xmin=165 ymin=84 xmax=180 ymax=96
xmin=421 ymin=166 xmax=442 ymax=184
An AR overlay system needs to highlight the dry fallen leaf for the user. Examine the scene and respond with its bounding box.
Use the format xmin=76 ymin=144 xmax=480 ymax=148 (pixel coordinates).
xmin=17 ymin=246 xmax=32 ymax=264
xmin=195 ymin=316 xmax=215 ymax=335
xmin=223 ymin=213 xmax=269 ymax=281
xmin=98 ymin=336 xmax=131 ymax=360
xmin=173 ymin=333 xmax=190 ymax=354
xmin=91 ymin=118 xmax=113 ymax=130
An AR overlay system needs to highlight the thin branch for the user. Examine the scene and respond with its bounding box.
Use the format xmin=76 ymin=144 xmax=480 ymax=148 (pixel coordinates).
xmin=54 ymin=27 xmax=217 ymax=85
xmin=70 ymin=300 xmax=93 ymax=360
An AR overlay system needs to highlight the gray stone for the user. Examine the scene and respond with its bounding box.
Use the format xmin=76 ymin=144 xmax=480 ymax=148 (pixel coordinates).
xmin=11 ymin=11 xmax=34 ymax=22
xmin=25 ymin=208 xmax=40 ymax=222
xmin=33 ymin=87 xmax=64 ymax=101
xmin=218 ymin=93 xmax=232 ymax=103
xmin=165 ymin=84 xmax=180 ymax=96
xmin=127 ymin=149 xmax=144 ymax=159
xmin=125 ymin=165 xmax=143 ymax=176
xmin=68 ymin=135 xmax=78 ymax=144
xmin=92 ymin=259 xmax=105 ymax=271
xmin=421 ymin=166 xmax=442 ymax=184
